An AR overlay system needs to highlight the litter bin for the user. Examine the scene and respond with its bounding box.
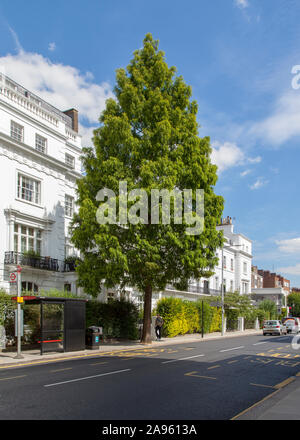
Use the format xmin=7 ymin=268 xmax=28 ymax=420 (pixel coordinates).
xmin=86 ymin=326 xmax=102 ymax=350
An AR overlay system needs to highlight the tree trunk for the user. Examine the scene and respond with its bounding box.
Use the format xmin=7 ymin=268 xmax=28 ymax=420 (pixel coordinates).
xmin=141 ymin=284 xmax=152 ymax=344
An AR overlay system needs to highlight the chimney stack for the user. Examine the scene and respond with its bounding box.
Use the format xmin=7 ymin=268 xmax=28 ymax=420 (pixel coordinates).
xmin=63 ymin=108 xmax=78 ymax=133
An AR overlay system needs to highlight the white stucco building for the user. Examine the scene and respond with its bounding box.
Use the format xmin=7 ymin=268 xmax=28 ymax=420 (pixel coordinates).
xmin=0 ymin=73 xmax=82 ymax=295
xmin=188 ymin=217 xmax=252 ymax=297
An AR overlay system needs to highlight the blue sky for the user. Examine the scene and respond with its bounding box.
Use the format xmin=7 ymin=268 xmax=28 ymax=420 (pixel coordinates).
xmin=1 ymin=0 xmax=300 ymax=285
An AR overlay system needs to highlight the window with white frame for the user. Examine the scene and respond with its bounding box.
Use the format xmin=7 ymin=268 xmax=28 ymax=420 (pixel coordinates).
xmin=243 ymin=262 xmax=247 ymax=274
xmin=231 ymin=258 xmax=234 ymax=270
xmin=215 ymin=276 xmax=219 ymax=290
xmin=14 ymin=224 xmax=42 ymax=255
xmin=22 ymin=281 xmax=39 ymax=293
xmin=17 ymin=173 xmax=41 ymax=205
xmin=223 ymin=255 xmax=227 ymax=268
xmin=65 ymin=194 xmax=74 ymax=217
xmin=230 ymin=280 xmax=234 ymax=292
xmin=11 ymin=121 xmax=24 ymax=142
xmin=65 ymin=153 xmax=75 ymax=168
xmin=35 ymin=134 xmax=47 ymax=154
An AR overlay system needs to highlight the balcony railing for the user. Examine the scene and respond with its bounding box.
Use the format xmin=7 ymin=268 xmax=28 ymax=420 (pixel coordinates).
xmin=166 ymin=284 xmax=220 ymax=296
xmin=5 ymin=251 xmax=60 ymax=271
xmin=4 ymin=252 xmax=76 ymax=273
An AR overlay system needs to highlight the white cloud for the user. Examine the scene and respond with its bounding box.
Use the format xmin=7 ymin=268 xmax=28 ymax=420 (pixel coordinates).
xmin=0 ymin=49 xmax=114 ymax=146
xmin=276 ymin=237 xmax=300 ymax=254
xmin=48 ymin=42 xmax=56 ymax=52
xmin=248 ymin=156 xmax=261 ymax=164
xmin=240 ymin=169 xmax=251 ymax=177
xmin=211 ymin=141 xmax=245 ymax=173
xmin=277 ymin=263 xmax=300 ymax=276
xmin=251 ymin=91 xmax=300 ymax=146
xmin=211 ymin=141 xmax=262 ymax=173
xmin=8 ymin=26 xmax=23 ymax=53
xmin=249 ymin=177 xmax=268 ymax=190
xmin=234 ymin=0 xmax=249 ymax=9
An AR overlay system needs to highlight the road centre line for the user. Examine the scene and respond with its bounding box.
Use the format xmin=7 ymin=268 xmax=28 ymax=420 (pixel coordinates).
xmin=250 ymin=383 xmax=276 ymax=389
xmin=0 ymin=375 xmax=26 ymax=381
xmin=90 ymin=362 xmax=108 ymax=366
xmin=162 ymin=354 xmax=205 ymax=364
xmin=253 ymin=342 xmax=267 ymax=346
xmin=44 ymin=369 xmax=131 ymax=387
xmin=185 ymin=371 xmax=216 ymax=380
xmin=220 ymin=346 xmax=244 ymax=353
xmin=50 ymin=368 xmax=72 ymax=373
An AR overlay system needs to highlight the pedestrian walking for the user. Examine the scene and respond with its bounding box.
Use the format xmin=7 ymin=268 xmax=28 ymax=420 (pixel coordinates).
xmin=155 ymin=314 xmax=164 ymax=340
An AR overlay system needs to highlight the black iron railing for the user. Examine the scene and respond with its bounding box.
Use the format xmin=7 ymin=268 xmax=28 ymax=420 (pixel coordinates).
xmin=166 ymin=284 xmax=220 ymax=296
xmin=4 ymin=251 xmax=60 ymax=271
xmin=5 ymin=252 xmax=77 ymax=272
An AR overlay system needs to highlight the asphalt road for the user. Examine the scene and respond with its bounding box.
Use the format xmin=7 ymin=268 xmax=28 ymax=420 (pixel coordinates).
xmin=1 ymin=333 xmax=300 ymax=420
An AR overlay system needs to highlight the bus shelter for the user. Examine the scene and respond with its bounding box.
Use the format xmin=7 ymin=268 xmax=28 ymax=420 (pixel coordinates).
xmin=21 ymin=296 xmax=87 ymax=355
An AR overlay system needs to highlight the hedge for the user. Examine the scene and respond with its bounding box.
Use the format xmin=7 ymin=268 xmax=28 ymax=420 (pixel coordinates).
xmin=156 ymin=297 xmax=219 ymax=337
xmin=86 ymin=298 xmax=139 ymax=340
xmin=156 ymin=296 xmax=268 ymax=337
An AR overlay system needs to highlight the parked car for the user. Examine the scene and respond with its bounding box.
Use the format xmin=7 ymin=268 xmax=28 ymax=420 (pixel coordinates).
xmin=263 ymin=320 xmax=287 ymax=336
xmin=282 ymin=317 xmax=300 ymax=334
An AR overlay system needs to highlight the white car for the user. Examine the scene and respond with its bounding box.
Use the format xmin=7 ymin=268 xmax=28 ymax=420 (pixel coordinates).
xmin=282 ymin=317 xmax=300 ymax=334
xmin=263 ymin=320 xmax=287 ymax=336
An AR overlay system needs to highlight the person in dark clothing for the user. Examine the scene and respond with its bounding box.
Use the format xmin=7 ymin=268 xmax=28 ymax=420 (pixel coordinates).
xmin=155 ymin=314 xmax=164 ymax=340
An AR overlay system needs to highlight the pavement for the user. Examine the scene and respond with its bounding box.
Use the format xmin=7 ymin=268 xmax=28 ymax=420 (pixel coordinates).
xmin=1 ymin=328 xmax=300 ymax=420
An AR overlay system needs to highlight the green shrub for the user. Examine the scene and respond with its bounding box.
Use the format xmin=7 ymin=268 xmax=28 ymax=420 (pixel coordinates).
xmin=225 ymin=309 xmax=239 ymax=331
xmin=156 ymin=297 xmax=186 ymax=337
xmin=209 ymin=307 xmax=222 ymax=332
xmin=195 ymin=300 xmax=213 ymax=334
xmin=0 ymin=290 xmax=15 ymax=327
xmin=183 ymin=300 xmax=200 ymax=334
xmin=157 ymin=297 xmax=217 ymax=337
xmin=86 ymin=298 xmax=139 ymax=340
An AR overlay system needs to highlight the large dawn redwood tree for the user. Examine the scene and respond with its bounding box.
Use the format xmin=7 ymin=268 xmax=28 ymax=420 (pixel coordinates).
xmin=71 ymin=34 xmax=224 ymax=344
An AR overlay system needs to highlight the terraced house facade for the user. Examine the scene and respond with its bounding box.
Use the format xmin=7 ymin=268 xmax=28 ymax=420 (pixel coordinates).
xmin=0 ymin=73 xmax=82 ymax=294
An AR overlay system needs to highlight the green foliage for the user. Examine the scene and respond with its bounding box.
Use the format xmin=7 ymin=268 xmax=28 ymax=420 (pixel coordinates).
xmin=258 ymin=299 xmax=277 ymax=320
xmin=156 ymin=297 xmax=219 ymax=337
xmin=195 ymin=300 xmax=213 ymax=334
xmin=225 ymin=308 xmax=239 ymax=331
xmin=280 ymin=308 xmax=287 ymax=321
xmin=39 ymin=289 xmax=86 ymax=299
xmin=71 ymin=33 xmax=224 ymax=344
xmin=156 ymin=297 xmax=189 ymax=337
xmin=209 ymin=307 xmax=222 ymax=332
xmin=86 ymin=298 xmax=139 ymax=340
xmin=183 ymin=300 xmax=199 ymax=334
xmin=217 ymin=291 xmax=253 ymax=316
xmin=0 ymin=290 xmax=15 ymax=327
xmin=288 ymin=292 xmax=300 ymax=317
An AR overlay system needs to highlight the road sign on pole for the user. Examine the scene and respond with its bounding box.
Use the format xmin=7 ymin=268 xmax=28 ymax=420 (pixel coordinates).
xmin=14 ymin=269 xmax=23 ymax=359
xmin=9 ymin=272 xmax=17 ymax=284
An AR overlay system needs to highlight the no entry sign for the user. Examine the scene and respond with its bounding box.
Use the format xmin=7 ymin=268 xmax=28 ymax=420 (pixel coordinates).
xmin=9 ymin=272 xmax=17 ymax=283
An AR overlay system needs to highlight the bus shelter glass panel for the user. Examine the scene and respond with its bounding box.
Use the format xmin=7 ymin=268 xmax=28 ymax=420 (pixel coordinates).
xmin=41 ymin=302 xmax=64 ymax=354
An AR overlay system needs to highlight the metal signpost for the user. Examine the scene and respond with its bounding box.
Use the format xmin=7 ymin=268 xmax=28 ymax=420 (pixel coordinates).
xmin=15 ymin=265 xmax=23 ymax=359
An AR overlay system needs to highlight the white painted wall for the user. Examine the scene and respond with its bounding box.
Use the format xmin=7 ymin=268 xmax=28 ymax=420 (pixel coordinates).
xmin=0 ymin=73 xmax=82 ymax=295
